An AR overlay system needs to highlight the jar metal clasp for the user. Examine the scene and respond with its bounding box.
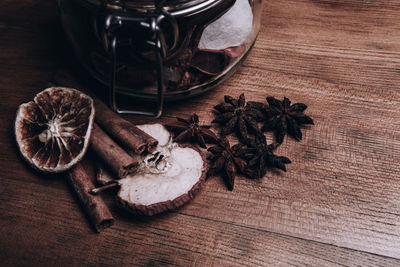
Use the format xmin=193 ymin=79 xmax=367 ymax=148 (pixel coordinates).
xmin=104 ymin=0 xmax=179 ymax=117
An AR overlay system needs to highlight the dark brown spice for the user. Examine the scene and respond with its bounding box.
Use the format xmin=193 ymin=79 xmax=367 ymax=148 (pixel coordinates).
xmin=207 ymin=137 xmax=247 ymax=191
xmin=235 ymin=135 xmax=291 ymax=179
xmin=261 ymin=96 xmax=314 ymax=144
xmin=212 ymin=93 xmax=264 ymax=144
xmin=166 ymin=46 xmax=245 ymax=91
xmin=164 ymin=114 xmax=219 ymax=148
xmin=165 ymin=95 xmax=312 ymax=191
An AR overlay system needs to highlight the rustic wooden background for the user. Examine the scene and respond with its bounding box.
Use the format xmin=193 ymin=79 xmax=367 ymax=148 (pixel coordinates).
xmin=1 ymin=0 xmax=400 ymax=266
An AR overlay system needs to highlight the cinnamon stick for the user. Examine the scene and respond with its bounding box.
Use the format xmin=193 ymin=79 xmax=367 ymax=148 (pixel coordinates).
xmin=51 ymin=70 xmax=158 ymax=154
xmin=68 ymin=160 xmax=114 ymax=232
xmin=93 ymin=99 xmax=158 ymax=154
xmin=91 ymin=123 xmax=138 ymax=178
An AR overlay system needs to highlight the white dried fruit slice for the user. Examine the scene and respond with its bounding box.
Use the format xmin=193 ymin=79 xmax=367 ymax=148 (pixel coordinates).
xmin=15 ymin=87 xmax=94 ymax=173
xmin=97 ymin=123 xmax=207 ymax=216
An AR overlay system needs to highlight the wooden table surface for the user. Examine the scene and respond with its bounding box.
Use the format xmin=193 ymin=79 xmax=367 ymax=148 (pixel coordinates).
xmin=1 ymin=0 xmax=400 ymax=266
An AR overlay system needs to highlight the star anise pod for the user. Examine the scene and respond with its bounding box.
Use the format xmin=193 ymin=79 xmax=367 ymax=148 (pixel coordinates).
xmin=236 ymin=135 xmax=291 ymax=179
xmin=261 ymin=97 xmax=314 ymax=144
xmin=212 ymin=94 xmax=264 ymax=143
xmin=207 ymin=138 xmax=247 ymax=191
xmin=164 ymin=114 xmax=219 ymax=148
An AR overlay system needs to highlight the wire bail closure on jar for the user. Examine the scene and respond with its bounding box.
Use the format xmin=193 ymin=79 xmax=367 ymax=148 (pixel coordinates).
xmin=104 ymin=0 xmax=179 ymax=117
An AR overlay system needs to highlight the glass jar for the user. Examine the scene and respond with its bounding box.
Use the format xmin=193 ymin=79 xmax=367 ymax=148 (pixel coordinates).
xmin=57 ymin=0 xmax=262 ymax=116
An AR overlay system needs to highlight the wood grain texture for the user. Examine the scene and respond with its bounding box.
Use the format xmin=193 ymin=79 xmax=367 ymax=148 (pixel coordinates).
xmin=2 ymin=176 xmax=400 ymax=266
xmin=1 ymin=0 xmax=400 ymax=266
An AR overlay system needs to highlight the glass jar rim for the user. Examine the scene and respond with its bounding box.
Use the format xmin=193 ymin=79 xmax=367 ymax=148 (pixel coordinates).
xmin=84 ymin=0 xmax=222 ymax=14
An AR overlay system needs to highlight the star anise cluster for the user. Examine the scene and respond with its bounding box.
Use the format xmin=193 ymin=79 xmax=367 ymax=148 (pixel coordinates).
xmin=209 ymin=94 xmax=314 ymax=190
xmin=164 ymin=94 xmax=314 ymax=191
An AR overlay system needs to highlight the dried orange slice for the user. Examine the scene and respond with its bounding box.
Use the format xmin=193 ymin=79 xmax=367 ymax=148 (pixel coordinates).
xmin=96 ymin=124 xmax=207 ymax=216
xmin=15 ymin=87 xmax=95 ymax=173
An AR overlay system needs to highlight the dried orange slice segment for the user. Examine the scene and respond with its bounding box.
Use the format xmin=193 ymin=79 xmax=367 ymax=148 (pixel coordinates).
xmin=15 ymin=87 xmax=95 ymax=173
